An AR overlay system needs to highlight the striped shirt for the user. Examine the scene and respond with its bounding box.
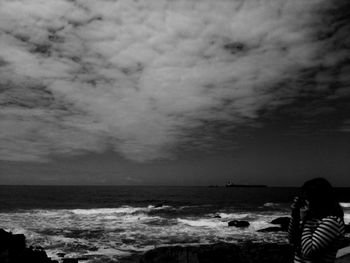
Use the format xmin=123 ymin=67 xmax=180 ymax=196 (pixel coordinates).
xmin=288 ymin=214 xmax=345 ymax=263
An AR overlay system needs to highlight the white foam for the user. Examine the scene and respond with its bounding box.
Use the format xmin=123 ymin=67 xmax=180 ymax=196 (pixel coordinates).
xmin=344 ymin=213 xmax=350 ymax=224
xmin=178 ymin=218 xmax=226 ymax=228
xmin=71 ymin=207 xmax=144 ymax=215
xmin=263 ymin=202 xmax=280 ymax=207
xmin=0 ymin=207 xmax=292 ymax=262
xmin=337 ymin=246 xmax=350 ymax=258
xmin=148 ymin=205 xmax=173 ymax=210
xmin=341 ymin=203 xmax=350 ymax=208
xmin=86 ymin=247 xmax=131 ymax=257
xmin=217 ymin=213 xmax=250 ymax=219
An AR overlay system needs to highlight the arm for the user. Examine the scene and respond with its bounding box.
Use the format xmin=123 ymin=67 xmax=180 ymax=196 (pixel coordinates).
xmin=288 ymin=196 xmax=303 ymax=246
xmin=288 ymin=208 xmax=301 ymax=245
xmin=301 ymin=217 xmax=343 ymax=258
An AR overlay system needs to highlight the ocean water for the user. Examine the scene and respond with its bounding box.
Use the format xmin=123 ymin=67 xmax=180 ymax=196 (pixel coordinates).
xmin=1 ymin=186 xmax=349 ymax=263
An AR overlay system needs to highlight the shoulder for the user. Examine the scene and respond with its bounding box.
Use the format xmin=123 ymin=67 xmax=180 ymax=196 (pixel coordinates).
xmin=319 ymin=216 xmax=345 ymax=233
xmin=322 ymin=215 xmax=344 ymax=224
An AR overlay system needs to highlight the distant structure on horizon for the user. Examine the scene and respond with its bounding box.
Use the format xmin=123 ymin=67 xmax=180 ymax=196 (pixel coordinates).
xmin=225 ymin=181 xmax=267 ymax=188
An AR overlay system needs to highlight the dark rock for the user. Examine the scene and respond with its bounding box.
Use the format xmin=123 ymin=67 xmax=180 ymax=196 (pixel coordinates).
xmin=20 ymin=248 xmax=52 ymax=263
xmin=339 ymin=237 xmax=350 ymax=249
xmin=345 ymin=224 xmax=350 ymax=233
xmin=257 ymin=217 xmax=292 ymax=232
xmin=62 ymin=259 xmax=79 ymax=263
xmin=271 ymin=217 xmax=290 ymax=226
xmin=228 ymin=220 xmax=250 ymax=228
xmin=11 ymin=234 xmax=26 ymax=252
xmin=213 ymin=215 xmax=221 ymax=219
xmin=0 ymin=229 xmax=57 ymax=263
xmin=77 ymin=256 xmax=89 ymax=261
xmin=140 ymin=242 xmax=294 ymax=263
xmin=223 ymin=42 xmax=246 ymax=54
xmin=154 ymin=204 xmax=164 ymax=208
xmin=34 ymin=245 xmax=44 ymax=250
xmin=257 ymin=227 xmax=285 ymax=232
xmin=270 ymin=217 xmax=290 ymax=230
xmin=0 ymin=229 xmax=12 ymax=251
xmin=57 ymin=252 xmax=66 ymax=257
xmin=140 ymin=243 xmax=243 ymax=263
xmin=122 ymin=238 xmax=136 ymax=244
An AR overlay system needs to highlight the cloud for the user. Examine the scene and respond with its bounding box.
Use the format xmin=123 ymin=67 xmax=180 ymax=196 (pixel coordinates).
xmin=0 ymin=0 xmax=349 ymax=162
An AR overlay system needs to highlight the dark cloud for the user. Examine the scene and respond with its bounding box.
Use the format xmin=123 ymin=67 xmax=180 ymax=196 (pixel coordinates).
xmin=0 ymin=0 xmax=349 ymax=162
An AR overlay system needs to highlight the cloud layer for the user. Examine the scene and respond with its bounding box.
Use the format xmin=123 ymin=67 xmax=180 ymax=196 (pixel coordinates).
xmin=0 ymin=0 xmax=349 ymax=162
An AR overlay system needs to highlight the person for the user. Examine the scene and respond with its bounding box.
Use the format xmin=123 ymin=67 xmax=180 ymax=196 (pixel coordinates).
xmin=288 ymin=178 xmax=345 ymax=263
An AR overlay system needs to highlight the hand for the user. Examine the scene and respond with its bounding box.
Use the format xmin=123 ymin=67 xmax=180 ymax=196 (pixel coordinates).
xmin=291 ymin=196 xmax=304 ymax=210
xmin=300 ymin=204 xmax=309 ymax=221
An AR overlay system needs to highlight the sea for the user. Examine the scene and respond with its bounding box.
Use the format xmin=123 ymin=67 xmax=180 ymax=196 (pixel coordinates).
xmin=1 ymin=186 xmax=350 ymax=263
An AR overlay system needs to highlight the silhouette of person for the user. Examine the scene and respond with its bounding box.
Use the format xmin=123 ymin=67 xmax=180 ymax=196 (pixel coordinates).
xmin=288 ymin=178 xmax=345 ymax=263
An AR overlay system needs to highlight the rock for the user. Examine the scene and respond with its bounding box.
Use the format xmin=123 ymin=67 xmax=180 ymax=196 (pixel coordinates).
xmin=255 ymin=217 xmax=291 ymax=233
xmin=11 ymin=234 xmax=26 ymax=252
xmin=140 ymin=242 xmax=294 ymax=263
xmin=140 ymin=243 xmax=243 ymax=263
xmin=337 ymin=253 xmax=350 ymax=263
xmin=0 ymin=228 xmax=58 ymax=263
xmin=228 ymin=220 xmax=250 ymax=228
xmin=257 ymin=227 xmax=285 ymax=232
xmin=213 ymin=215 xmax=221 ymax=219
xmin=62 ymin=258 xmax=79 ymax=263
xmin=345 ymin=224 xmax=350 ymax=233
xmin=0 ymin=229 xmax=12 ymax=251
xmin=339 ymin=237 xmax=350 ymax=249
xmin=122 ymin=238 xmax=136 ymax=244
xmin=271 ymin=217 xmax=290 ymax=226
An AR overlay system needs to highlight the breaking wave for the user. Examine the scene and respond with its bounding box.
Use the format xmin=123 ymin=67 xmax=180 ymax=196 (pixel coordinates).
xmin=0 ymin=205 xmax=292 ymax=262
xmin=1 ymin=203 xmax=348 ymax=263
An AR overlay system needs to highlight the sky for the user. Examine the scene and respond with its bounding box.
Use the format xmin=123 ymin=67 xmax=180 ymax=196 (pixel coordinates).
xmin=0 ymin=0 xmax=349 ymax=186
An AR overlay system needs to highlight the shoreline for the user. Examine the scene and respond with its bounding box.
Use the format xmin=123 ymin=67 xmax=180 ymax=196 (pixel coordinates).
xmin=2 ymin=227 xmax=350 ymax=263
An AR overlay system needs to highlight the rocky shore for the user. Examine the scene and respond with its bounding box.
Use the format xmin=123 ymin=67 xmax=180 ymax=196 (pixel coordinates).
xmin=0 ymin=229 xmax=58 ymax=263
xmin=1 ymin=217 xmax=349 ymax=263
xmin=1 ymin=227 xmax=294 ymax=263
xmin=0 ymin=229 xmax=82 ymax=263
xmin=140 ymin=242 xmax=294 ymax=263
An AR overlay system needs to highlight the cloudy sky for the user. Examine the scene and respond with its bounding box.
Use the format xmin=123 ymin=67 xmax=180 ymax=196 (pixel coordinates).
xmin=0 ymin=0 xmax=349 ymax=186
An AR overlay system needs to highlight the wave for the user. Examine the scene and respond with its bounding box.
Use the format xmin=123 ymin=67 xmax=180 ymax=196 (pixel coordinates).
xmin=263 ymin=202 xmax=281 ymax=207
xmin=0 ymin=206 xmax=291 ymax=262
xmin=177 ymin=218 xmax=226 ymax=228
xmin=215 ymin=213 xmax=251 ymax=219
xmin=340 ymin=203 xmax=350 ymax=208
xmin=71 ymin=207 xmax=146 ymax=215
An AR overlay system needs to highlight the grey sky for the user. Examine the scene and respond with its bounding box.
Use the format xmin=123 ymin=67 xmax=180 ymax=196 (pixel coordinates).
xmin=0 ymin=0 xmax=349 ymax=186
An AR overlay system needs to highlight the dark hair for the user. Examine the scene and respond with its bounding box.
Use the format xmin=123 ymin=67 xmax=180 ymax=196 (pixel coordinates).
xmin=301 ymin=177 xmax=343 ymax=219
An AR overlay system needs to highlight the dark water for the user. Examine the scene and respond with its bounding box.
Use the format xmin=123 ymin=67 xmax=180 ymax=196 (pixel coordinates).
xmin=1 ymin=186 xmax=349 ymax=263
xmin=0 ymin=185 xmax=301 ymax=210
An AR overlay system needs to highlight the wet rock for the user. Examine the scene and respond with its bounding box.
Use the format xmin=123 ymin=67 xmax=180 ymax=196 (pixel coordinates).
xmin=345 ymin=224 xmax=350 ymax=233
xmin=270 ymin=217 xmax=290 ymax=230
xmin=228 ymin=220 xmax=250 ymax=228
xmin=11 ymin=234 xmax=26 ymax=252
xmin=0 ymin=229 xmax=12 ymax=249
xmin=0 ymin=228 xmax=58 ymax=263
xmin=257 ymin=227 xmax=285 ymax=232
xmin=213 ymin=215 xmax=221 ymax=219
xmin=122 ymin=238 xmax=137 ymax=244
xmin=140 ymin=242 xmax=294 ymax=263
xmin=339 ymin=237 xmax=350 ymax=249
xmin=223 ymin=42 xmax=246 ymax=54
xmin=62 ymin=259 xmax=79 ymax=263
